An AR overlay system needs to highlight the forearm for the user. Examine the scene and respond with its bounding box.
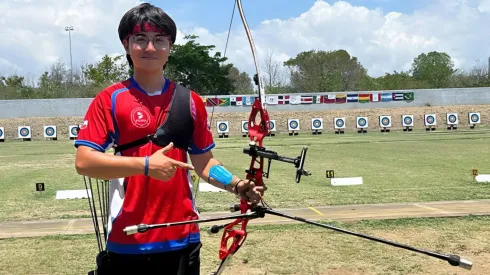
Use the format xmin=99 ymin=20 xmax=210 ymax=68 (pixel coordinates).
xmin=192 ymin=156 xmax=241 ymax=194
xmin=75 ymin=147 xmax=145 ymax=180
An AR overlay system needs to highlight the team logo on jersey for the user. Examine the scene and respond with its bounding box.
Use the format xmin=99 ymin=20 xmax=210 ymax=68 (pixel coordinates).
xmin=131 ymin=107 xmax=151 ymax=128
xmin=80 ymin=120 xmax=88 ymax=130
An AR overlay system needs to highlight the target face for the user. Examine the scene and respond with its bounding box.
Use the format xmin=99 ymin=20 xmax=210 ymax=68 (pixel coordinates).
xmin=381 ymin=117 xmax=390 ymax=126
xmin=312 ymin=119 xmax=321 ymax=128
xmin=243 ymin=122 xmax=248 ymax=130
xmin=404 ymin=116 xmax=413 ymax=125
xmin=45 ymin=127 xmax=55 ymax=136
xmin=218 ymin=123 xmax=228 ymax=131
xmin=448 ymin=114 xmax=457 ymax=123
xmin=358 ymin=118 xmax=367 ymax=127
xmin=268 ymin=121 xmax=275 ymax=130
xmin=426 ymin=115 xmax=435 ymax=124
xmin=0 ymin=128 xmax=3 ymax=138
xmin=289 ymin=120 xmax=298 ymax=129
xmin=20 ymin=127 xmax=30 ymax=137
xmin=471 ymin=114 xmax=479 ymax=123
xmin=335 ymin=119 xmax=344 ymax=128
xmin=71 ymin=126 xmax=79 ymax=136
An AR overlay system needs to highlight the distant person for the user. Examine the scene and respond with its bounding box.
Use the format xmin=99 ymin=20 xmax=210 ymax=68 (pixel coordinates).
xmin=74 ymin=3 xmax=265 ymax=274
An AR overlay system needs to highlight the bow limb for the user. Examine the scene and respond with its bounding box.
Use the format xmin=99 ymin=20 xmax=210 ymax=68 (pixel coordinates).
xmin=214 ymin=1 xmax=270 ymax=273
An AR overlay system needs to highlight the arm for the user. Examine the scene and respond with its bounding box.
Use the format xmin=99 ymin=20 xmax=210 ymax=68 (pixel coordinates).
xmin=189 ymin=150 xmax=241 ymax=194
xmin=75 ymin=146 xmax=145 ymax=180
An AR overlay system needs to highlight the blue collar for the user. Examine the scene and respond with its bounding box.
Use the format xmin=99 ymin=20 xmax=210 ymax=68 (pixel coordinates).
xmin=129 ymin=76 xmax=169 ymax=96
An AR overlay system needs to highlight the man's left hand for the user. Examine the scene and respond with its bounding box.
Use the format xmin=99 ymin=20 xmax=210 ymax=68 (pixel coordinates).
xmin=236 ymin=180 xmax=267 ymax=204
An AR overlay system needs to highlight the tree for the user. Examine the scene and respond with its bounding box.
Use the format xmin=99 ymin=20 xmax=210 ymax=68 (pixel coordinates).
xmin=165 ymin=35 xmax=234 ymax=95
xmin=411 ymin=51 xmax=455 ymax=88
xmin=283 ymin=49 xmax=368 ymax=92
xmin=82 ymin=54 xmax=129 ymax=85
xmin=227 ymin=66 xmax=253 ymax=94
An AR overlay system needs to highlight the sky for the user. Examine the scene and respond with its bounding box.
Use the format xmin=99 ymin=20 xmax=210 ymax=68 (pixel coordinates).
xmin=1 ymin=0 xmax=490 ymax=85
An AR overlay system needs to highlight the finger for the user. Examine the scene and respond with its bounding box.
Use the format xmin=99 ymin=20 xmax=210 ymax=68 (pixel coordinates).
xmin=168 ymin=159 xmax=195 ymax=170
xmin=160 ymin=142 xmax=174 ymax=153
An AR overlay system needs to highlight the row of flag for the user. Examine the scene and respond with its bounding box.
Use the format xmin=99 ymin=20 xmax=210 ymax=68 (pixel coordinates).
xmin=203 ymin=92 xmax=415 ymax=107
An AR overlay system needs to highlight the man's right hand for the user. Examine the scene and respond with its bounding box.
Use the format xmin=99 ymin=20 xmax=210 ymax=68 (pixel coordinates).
xmin=147 ymin=142 xmax=194 ymax=181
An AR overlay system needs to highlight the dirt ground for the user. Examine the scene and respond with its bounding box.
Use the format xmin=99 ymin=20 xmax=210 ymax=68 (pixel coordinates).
xmin=0 ymin=104 xmax=489 ymax=140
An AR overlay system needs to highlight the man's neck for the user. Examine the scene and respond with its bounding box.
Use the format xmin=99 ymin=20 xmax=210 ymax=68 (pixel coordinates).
xmin=132 ymin=70 xmax=166 ymax=93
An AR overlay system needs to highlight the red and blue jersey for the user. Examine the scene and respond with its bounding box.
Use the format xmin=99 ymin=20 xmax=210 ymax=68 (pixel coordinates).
xmin=75 ymin=77 xmax=214 ymax=254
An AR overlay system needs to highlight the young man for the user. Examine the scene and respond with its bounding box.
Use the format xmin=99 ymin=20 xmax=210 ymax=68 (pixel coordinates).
xmin=74 ymin=3 xmax=265 ymax=274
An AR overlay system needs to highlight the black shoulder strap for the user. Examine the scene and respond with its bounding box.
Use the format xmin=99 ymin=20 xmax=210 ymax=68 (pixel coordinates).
xmin=113 ymin=83 xmax=193 ymax=153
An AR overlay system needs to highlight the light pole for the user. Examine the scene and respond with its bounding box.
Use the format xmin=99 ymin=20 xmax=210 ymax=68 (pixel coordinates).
xmin=65 ymin=26 xmax=74 ymax=83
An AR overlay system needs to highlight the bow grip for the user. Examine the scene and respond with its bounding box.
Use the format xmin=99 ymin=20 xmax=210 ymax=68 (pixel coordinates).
xmin=209 ymin=165 xmax=233 ymax=185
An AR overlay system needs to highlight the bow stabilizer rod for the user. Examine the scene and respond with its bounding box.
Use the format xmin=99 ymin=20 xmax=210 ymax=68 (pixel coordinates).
xmin=208 ymin=205 xmax=473 ymax=271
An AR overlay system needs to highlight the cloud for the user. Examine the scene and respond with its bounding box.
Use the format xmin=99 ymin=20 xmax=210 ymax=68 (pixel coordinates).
xmin=181 ymin=0 xmax=490 ymax=79
xmin=2 ymin=0 xmax=490 ymax=85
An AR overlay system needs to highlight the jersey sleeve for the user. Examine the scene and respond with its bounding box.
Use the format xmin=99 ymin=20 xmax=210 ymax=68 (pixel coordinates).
xmin=187 ymin=92 xmax=215 ymax=154
xmin=74 ymin=91 xmax=115 ymax=152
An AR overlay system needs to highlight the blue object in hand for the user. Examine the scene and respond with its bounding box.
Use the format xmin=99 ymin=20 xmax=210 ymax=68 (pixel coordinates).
xmin=209 ymin=165 xmax=233 ymax=185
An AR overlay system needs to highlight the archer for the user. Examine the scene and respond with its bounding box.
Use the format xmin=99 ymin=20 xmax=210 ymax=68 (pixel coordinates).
xmin=74 ymin=3 xmax=265 ymax=274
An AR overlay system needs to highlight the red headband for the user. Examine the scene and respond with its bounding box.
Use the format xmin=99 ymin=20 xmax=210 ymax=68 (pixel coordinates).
xmin=123 ymin=22 xmax=168 ymax=41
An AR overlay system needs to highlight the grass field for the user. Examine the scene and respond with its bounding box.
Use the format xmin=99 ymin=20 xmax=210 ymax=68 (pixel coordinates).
xmin=1 ymin=216 xmax=489 ymax=275
xmin=1 ymin=130 xmax=490 ymax=274
xmin=1 ymin=130 xmax=490 ymax=222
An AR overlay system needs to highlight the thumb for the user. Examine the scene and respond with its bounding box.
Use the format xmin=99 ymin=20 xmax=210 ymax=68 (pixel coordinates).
xmin=161 ymin=142 xmax=174 ymax=153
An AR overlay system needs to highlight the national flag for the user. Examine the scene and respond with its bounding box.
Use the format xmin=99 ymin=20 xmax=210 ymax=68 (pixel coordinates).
xmin=358 ymin=94 xmax=370 ymax=103
xmin=289 ymin=95 xmax=301 ymax=104
xmin=219 ymin=98 xmax=230 ymax=106
xmin=336 ymin=94 xmax=346 ymax=103
xmin=392 ymin=93 xmax=404 ymax=101
xmin=381 ymin=93 xmax=392 ymax=102
xmin=201 ymin=96 xmax=207 ymax=104
xmin=230 ymin=96 xmax=243 ymax=106
xmin=370 ymin=93 xmax=380 ymax=102
xmin=314 ymin=95 xmax=324 ymax=103
xmin=278 ymin=95 xmax=289 ymax=104
xmin=243 ymin=96 xmax=256 ymax=105
xmin=266 ymin=95 xmax=278 ymax=105
xmin=301 ymin=95 xmax=313 ymax=104
xmin=206 ymin=97 xmax=219 ymax=106
xmin=347 ymin=94 xmax=358 ymax=103
xmin=403 ymin=92 xmax=414 ymax=101
xmin=324 ymin=94 xmax=335 ymax=103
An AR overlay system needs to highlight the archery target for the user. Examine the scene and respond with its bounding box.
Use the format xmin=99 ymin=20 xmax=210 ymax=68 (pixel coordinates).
xmin=69 ymin=125 xmax=79 ymax=138
xmin=18 ymin=126 xmax=31 ymax=139
xmin=311 ymin=118 xmax=323 ymax=130
xmin=334 ymin=118 xmax=345 ymax=129
xmin=379 ymin=115 xmax=392 ymax=128
xmin=446 ymin=113 xmax=458 ymax=125
xmin=356 ymin=117 xmax=368 ymax=129
xmin=44 ymin=125 xmax=57 ymax=138
xmin=216 ymin=121 xmax=229 ymax=134
xmin=241 ymin=120 xmax=248 ymax=133
xmin=0 ymin=127 xmax=4 ymax=140
xmin=268 ymin=120 xmax=276 ymax=132
xmin=288 ymin=119 xmax=300 ymax=131
xmin=468 ymin=112 xmax=481 ymax=124
xmin=402 ymin=115 xmax=414 ymax=127
xmin=424 ymin=114 xmax=436 ymax=126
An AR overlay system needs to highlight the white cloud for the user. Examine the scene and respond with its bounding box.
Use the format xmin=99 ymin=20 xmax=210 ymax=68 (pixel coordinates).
xmin=2 ymin=0 xmax=490 ymax=85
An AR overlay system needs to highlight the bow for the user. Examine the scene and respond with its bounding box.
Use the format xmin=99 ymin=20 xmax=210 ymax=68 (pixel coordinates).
xmin=121 ymin=1 xmax=473 ymax=273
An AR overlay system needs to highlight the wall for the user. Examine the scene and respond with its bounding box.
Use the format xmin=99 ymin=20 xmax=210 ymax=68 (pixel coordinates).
xmin=1 ymin=87 xmax=490 ymax=119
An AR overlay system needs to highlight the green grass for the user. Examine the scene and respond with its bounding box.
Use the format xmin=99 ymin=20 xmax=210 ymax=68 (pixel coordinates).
xmin=1 ymin=215 xmax=489 ymax=275
xmin=0 ymin=130 xmax=490 ymax=222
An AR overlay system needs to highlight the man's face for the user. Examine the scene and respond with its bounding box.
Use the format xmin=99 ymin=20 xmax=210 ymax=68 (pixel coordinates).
xmin=124 ymin=31 xmax=171 ymax=73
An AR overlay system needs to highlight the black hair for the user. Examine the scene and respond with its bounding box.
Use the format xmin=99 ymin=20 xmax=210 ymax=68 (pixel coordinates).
xmin=118 ymin=3 xmax=177 ymax=69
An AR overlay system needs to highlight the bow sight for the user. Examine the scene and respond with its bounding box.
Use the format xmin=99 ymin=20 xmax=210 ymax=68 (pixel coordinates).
xmin=243 ymin=141 xmax=311 ymax=183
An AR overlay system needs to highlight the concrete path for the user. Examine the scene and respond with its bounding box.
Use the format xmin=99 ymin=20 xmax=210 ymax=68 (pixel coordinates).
xmin=1 ymin=199 xmax=489 ymax=239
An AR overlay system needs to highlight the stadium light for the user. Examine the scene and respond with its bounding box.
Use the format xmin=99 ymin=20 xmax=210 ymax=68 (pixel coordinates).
xmin=65 ymin=26 xmax=74 ymax=83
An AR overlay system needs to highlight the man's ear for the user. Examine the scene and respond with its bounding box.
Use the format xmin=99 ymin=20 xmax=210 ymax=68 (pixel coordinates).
xmin=122 ymin=39 xmax=130 ymax=54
